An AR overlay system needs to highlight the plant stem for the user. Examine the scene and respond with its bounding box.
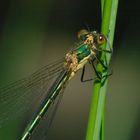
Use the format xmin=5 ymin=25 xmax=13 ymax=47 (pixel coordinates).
xmin=101 ymin=0 xmax=105 ymax=14
xmin=100 ymin=1 xmax=119 ymax=139
xmin=86 ymin=0 xmax=119 ymax=140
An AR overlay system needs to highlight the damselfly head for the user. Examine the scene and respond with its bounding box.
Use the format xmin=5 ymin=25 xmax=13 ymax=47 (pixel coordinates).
xmin=77 ymin=29 xmax=107 ymax=46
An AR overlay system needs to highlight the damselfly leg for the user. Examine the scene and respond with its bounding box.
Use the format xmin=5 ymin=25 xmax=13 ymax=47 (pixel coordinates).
xmin=90 ymin=59 xmax=112 ymax=80
xmin=81 ymin=65 xmax=93 ymax=82
xmin=80 ymin=54 xmax=112 ymax=83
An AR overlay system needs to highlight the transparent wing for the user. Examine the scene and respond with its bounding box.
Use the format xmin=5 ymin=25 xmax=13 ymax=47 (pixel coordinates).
xmin=0 ymin=58 xmax=65 ymax=128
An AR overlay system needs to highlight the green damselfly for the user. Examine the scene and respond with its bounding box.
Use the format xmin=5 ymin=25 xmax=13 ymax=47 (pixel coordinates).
xmin=0 ymin=29 xmax=112 ymax=140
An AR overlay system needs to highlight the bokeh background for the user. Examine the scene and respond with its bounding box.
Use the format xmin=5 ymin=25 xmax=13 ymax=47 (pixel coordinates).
xmin=0 ymin=0 xmax=140 ymax=140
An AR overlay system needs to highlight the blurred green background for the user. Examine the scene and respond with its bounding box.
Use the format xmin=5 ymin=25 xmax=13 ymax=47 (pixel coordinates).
xmin=0 ymin=0 xmax=140 ymax=140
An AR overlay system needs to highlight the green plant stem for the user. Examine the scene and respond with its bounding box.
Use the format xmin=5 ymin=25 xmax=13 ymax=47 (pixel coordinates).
xmin=101 ymin=1 xmax=105 ymax=139
xmin=101 ymin=0 xmax=105 ymax=14
xmin=86 ymin=0 xmax=119 ymax=140
xmin=100 ymin=1 xmax=119 ymax=140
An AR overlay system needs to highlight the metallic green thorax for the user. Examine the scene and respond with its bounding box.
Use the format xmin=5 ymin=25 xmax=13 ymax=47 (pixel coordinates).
xmin=74 ymin=44 xmax=91 ymax=62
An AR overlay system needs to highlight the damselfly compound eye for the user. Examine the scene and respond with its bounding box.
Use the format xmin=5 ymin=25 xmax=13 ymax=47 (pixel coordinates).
xmin=97 ymin=34 xmax=106 ymax=45
xmin=77 ymin=29 xmax=89 ymax=41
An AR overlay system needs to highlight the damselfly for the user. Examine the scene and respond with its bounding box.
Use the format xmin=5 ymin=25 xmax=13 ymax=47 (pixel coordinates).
xmin=0 ymin=29 xmax=112 ymax=140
